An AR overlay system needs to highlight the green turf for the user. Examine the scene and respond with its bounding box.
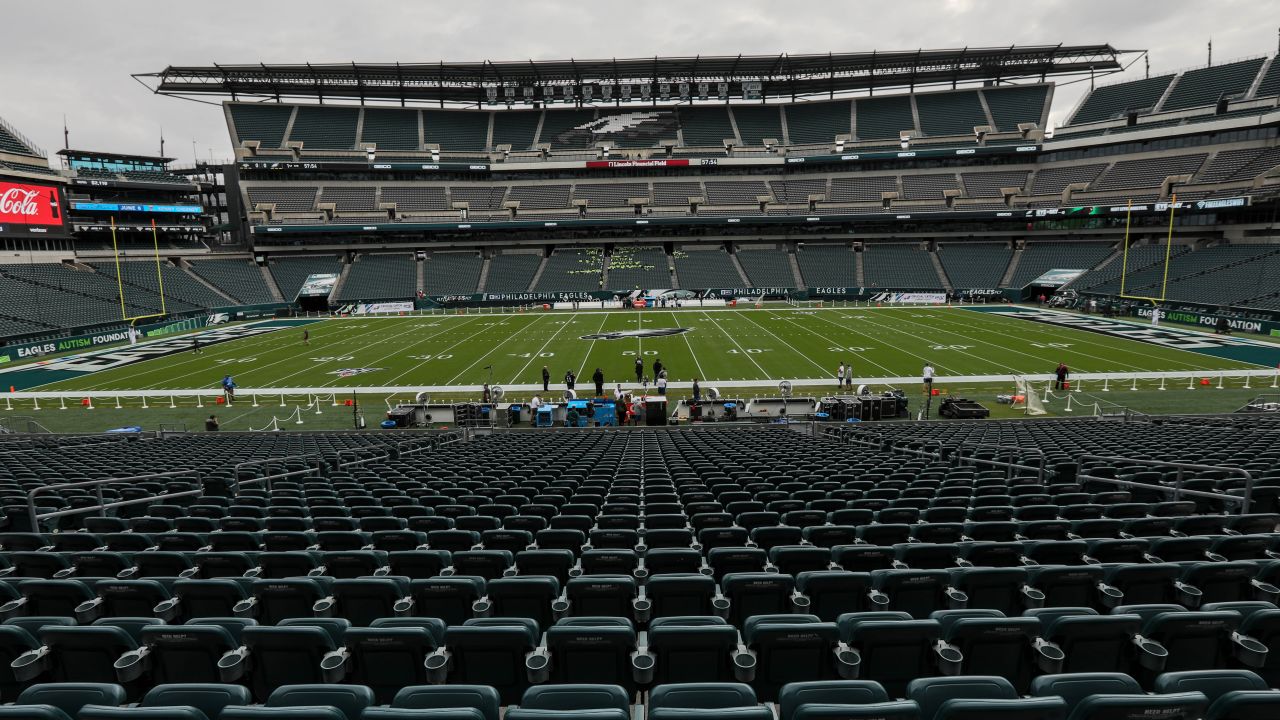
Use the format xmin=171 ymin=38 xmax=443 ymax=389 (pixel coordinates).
xmin=11 ymin=306 xmax=1261 ymax=394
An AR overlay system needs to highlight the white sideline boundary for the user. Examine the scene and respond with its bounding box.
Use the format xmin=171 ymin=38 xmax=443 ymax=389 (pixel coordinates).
xmin=4 ymin=368 xmax=1277 ymax=400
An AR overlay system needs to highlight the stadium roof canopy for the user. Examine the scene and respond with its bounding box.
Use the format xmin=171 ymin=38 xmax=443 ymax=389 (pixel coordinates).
xmin=137 ymin=45 xmax=1128 ymax=106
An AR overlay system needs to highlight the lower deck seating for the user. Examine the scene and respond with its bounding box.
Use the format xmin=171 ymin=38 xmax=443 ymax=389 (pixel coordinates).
xmin=937 ymin=243 xmax=1011 ymax=289
xmin=336 ymin=254 xmax=417 ymax=302
xmin=0 ymin=425 xmax=1278 ymax=711
xmin=736 ymin=248 xmax=795 ymax=286
xmin=862 ymin=245 xmax=943 ymax=289
xmin=536 ymin=248 xmax=603 ymax=292
xmin=673 ymin=248 xmax=743 ymax=288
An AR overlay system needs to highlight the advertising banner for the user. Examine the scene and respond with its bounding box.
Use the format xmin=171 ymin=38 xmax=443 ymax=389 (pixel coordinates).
xmin=1029 ymin=269 xmax=1087 ymax=288
xmin=1133 ymin=307 xmax=1280 ymax=336
xmin=0 ymin=315 xmax=210 ymax=365
xmin=351 ymin=301 xmax=415 ymax=314
xmin=868 ymin=292 xmax=948 ymax=304
xmin=297 ymin=273 xmax=340 ymax=299
xmin=0 ymin=179 xmax=66 ymax=238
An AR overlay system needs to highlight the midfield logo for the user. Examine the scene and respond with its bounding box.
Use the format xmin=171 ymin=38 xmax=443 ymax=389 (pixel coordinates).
xmin=328 ymin=367 xmax=383 ymax=378
xmin=579 ymin=328 xmax=693 ymax=341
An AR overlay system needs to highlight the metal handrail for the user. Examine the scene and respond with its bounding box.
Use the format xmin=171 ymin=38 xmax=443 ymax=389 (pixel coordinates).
xmin=1076 ymin=454 xmax=1255 ymax=514
xmin=26 ymin=470 xmax=203 ymax=532
xmin=955 ymin=443 xmax=1048 ymax=484
xmin=233 ymin=454 xmax=326 ymax=494
xmin=336 ymin=447 xmax=392 ymax=469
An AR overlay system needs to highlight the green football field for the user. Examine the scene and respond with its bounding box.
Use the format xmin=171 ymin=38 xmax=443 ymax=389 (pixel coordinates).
xmin=6 ymin=305 xmax=1275 ymax=395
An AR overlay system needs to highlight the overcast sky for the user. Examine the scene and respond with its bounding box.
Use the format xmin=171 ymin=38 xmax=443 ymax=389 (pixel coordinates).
xmin=2 ymin=0 xmax=1276 ymax=165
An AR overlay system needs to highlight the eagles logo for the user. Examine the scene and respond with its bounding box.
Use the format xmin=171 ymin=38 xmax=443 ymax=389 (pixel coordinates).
xmin=328 ymin=367 xmax=383 ymax=377
xmin=579 ymin=328 xmax=693 ymax=340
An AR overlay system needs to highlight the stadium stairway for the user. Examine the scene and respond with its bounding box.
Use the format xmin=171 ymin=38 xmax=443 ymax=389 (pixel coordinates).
xmin=526 ymin=254 xmax=548 ymax=292
xmin=329 ymin=258 xmax=353 ymax=301
xmin=175 ymin=261 xmax=237 ymax=306
xmin=787 ymin=250 xmax=804 ymax=288
xmin=728 ymin=250 xmax=751 ymax=286
xmin=1000 ymin=246 xmax=1024 ymax=288
xmin=929 ymin=250 xmax=954 ymax=293
xmin=476 ymin=255 xmax=492 ymax=293
xmin=260 ymin=265 xmax=285 ymax=302
xmin=416 ymin=255 xmax=426 ymax=295
xmin=855 ymin=250 xmax=865 ymax=286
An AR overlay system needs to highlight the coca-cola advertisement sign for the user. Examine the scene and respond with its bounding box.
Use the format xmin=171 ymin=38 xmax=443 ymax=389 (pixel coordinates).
xmin=0 ymin=179 xmax=66 ymax=237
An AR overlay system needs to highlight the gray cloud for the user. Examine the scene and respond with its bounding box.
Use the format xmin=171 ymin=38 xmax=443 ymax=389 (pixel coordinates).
xmin=2 ymin=0 xmax=1275 ymax=164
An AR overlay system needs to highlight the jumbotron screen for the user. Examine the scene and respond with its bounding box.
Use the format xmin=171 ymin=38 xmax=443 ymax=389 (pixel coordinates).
xmin=0 ymin=178 xmax=68 ymax=238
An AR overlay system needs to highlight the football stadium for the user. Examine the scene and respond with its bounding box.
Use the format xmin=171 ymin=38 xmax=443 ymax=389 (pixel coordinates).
xmin=1 ymin=6 xmax=1280 ymax=717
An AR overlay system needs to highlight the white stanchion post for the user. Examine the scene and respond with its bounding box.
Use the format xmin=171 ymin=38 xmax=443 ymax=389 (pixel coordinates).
xmin=252 ymin=393 xmax=259 ymax=408
xmin=1073 ymin=379 xmax=1082 ymax=393
xmin=294 ymin=407 xmax=305 ymax=425
xmin=1217 ymin=375 xmax=1224 ymax=390
xmin=141 ymin=396 xmax=148 ymax=409
xmin=3 ymin=397 xmax=10 ymax=411
xmin=169 ymin=396 xmax=177 ymax=408
xmin=1187 ymin=376 xmax=1197 ymax=390
xmin=1042 ymin=383 xmax=1052 ymax=403
xmin=1130 ymin=376 xmax=1139 ymax=391
xmin=31 ymin=398 xmax=39 ymax=411
xmin=280 ymin=394 xmax=287 ymax=407
xmin=1101 ymin=378 xmax=1110 ymax=392
xmin=59 ymin=396 xmax=67 ymax=410
xmin=85 ymin=397 xmax=94 ymax=410
xmin=1243 ymin=375 xmax=1252 ymax=389
xmin=1064 ymin=394 xmax=1074 ymax=412
xmin=196 ymin=395 xmax=204 ymax=408
xmin=1158 ymin=377 xmax=1166 ymax=391
xmin=115 ymin=396 xmax=123 ymax=409
xmin=1272 ymin=371 xmax=1279 ymax=389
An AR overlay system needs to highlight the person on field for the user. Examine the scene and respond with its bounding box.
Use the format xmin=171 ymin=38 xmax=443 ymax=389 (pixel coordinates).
xmin=657 ymin=373 xmax=668 ymax=396
xmin=691 ymin=378 xmax=701 ymax=403
xmin=845 ymin=361 xmax=854 ymax=390
xmin=302 ymin=329 xmax=310 ymax=346
xmin=482 ymin=383 xmax=492 ymax=403
xmin=634 ymin=357 xmax=644 ymax=383
xmin=192 ymin=336 xmax=202 ymax=354
xmin=541 ymin=365 xmax=550 ymax=392
xmin=837 ymin=362 xmax=845 ymax=390
xmin=592 ymin=367 xmax=605 ymax=396
xmin=564 ymin=369 xmax=576 ymax=392
xmin=653 ymin=358 xmax=664 ymax=379
xmin=922 ymin=363 xmax=934 ymax=395
xmin=205 ymin=414 xmax=220 ymax=432
xmin=1054 ymin=362 xmax=1069 ymax=391
xmin=221 ymin=374 xmax=236 ymax=403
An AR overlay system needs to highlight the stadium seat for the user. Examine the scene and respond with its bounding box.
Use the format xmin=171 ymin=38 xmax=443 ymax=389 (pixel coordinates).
xmin=234 ymin=621 xmax=345 ymax=701
xmin=1031 ymin=672 xmax=1208 ymax=720
xmin=837 ymin=612 xmax=958 ymax=698
xmin=506 ymin=684 xmax=630 ymax=720
xmin=739 ymin=614 xmax=845 ymax=701
xmin=906 ymin=675 xmax=1066 ymax=720
xmin=777 ymin=680 xmax=921 ymax=720
xmin=647 ymin=683 xmax=773 ymax=720
xmin=646 ymin=616 xmax=742 ymax=685
xmin=79 ymin=683 xmax=253 ymax=720
xmin=0 ymin=683 xmax=127 ymax=720
xmin=439 ymin=617 xmax=540 ymax=703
